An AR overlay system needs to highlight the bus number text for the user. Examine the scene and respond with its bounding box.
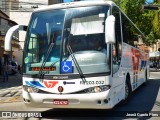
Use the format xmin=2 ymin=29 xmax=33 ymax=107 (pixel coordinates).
xmin=80 ymin=81 xmax=105 ymax=85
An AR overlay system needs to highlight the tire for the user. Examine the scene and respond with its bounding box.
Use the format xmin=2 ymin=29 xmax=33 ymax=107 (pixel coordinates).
xmin=143 ymin=70 xmax=148 ymax=86
xmin=120 ymin=81 xmax=132 ymax=105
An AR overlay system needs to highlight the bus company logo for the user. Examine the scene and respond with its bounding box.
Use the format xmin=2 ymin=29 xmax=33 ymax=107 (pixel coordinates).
xmin=63 ymin=81 xmax=75 ymax=85
xmin=58 ymin=86 xmax=64 ymax=92
xmin=44 ymin=81 xmax=58 ymax=88
xmin=25 ymin=80 xmax=58 ymax=88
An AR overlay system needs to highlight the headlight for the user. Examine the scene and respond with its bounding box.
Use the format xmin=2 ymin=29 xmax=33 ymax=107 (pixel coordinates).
xmin=84 ymin=85 xmax=110 ymax=93
xmin=100 ymin=85 xmax=111 ymax=91
xmin=23 ymin=85 xmax=39 ymax=93
xmin=94 ymin=86 xmax=101 ymax=93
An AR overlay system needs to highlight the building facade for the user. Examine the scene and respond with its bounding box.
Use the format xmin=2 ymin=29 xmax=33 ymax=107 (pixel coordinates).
xmin=0 ymin=10 xmax=19 ymax=74
xmin=1 ymin=0 xmax=83 ymax=49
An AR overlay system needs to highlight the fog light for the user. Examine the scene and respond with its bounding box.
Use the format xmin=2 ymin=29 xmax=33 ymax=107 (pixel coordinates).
xmin=27 ymin=99 xmax=30 ymax=103
xmin=104 ymin=99 xmax=108 ymax=104
xmin=97 ymin=100 xmax=101 ymax=104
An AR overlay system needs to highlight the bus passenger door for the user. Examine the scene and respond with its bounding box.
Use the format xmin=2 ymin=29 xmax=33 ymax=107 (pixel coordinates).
xmin=111 ymin=6 xmax=124 ymax=103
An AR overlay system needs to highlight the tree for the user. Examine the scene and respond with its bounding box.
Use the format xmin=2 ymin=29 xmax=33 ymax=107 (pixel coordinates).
xmin=114 ymin=0 xmax=159 ymax=46
xmin=152 ymin=10 xmax=160 ymax=38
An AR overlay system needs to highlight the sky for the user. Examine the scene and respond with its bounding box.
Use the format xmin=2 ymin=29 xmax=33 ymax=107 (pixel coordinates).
xmin=146 ymin=0 xmax=154 ymax=4
xmin=64 ymin=0 xmax=74 ymax=3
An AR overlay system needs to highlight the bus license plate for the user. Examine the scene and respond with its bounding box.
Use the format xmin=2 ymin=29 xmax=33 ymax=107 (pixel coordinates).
xmin=53 ymin=99 xmax=68 ymax=105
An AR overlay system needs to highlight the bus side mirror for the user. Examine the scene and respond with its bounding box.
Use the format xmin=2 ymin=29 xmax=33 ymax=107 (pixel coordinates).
xmin=105 ymin=15 xmax=116 ymax=44
xmin=5 ymin=25 xmax=27 ymax=51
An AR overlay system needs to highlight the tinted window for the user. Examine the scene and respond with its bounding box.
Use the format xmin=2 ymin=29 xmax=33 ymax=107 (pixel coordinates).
xmin=121 ymin=13 xmax=142 ymax=46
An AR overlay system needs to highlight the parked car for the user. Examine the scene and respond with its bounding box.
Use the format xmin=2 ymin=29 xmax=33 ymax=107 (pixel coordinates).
xmin=153 ymin=61 xmax=159 ymax=68
xmin=149 ymin=61 xmax=154 ymax=68
xmin=8 ymin=61 xmax=18 ymax=75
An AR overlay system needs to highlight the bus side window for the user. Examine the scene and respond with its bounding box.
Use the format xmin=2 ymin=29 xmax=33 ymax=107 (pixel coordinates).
xmin=112 ymin=7 xmax=122 ymax=73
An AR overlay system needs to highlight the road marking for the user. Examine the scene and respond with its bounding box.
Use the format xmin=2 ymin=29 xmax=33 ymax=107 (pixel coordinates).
xmin=0 ymin=96 xmax=22 ymax=104
xmin=8 ymin=96 xmax=22 ymax=102
xmin=0 ymin=91 xmax=10 ymax=97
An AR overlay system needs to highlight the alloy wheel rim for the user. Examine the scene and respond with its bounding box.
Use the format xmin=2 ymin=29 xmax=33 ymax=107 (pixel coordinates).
xmin=125 ymin=83 xmax=129 ymax=99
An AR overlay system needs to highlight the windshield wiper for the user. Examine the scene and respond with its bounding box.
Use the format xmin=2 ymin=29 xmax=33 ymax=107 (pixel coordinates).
xmin=39 ymin=42 xmax=54 ymax=82
xmin=67 ymin=45 xmax=86 ymax=84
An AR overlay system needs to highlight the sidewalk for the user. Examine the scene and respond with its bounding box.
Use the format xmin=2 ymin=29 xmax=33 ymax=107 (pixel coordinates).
xmin=0 ymin=73 xmax=22 ymax=89
xmin=0 ymin=73 xmax=23 ymax=103
xmin=149 ymin=71 xmax=160 ymax=113
xmin=150 ymin=68 xmax=160 ymax=72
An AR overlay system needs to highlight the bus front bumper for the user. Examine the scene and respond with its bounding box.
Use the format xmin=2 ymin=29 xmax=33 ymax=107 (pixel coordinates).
xmin=23 ymin=90 xmax=113 ymax=109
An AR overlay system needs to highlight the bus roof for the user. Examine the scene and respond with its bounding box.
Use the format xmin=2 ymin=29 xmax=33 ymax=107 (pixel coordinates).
xmin=31 ymin=0 xmax=145 ymax=38
xmin=34 ymin=0 xmax=116 ymax=13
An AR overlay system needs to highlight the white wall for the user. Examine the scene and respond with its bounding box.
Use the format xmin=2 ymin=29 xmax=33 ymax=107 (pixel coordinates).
xmin=10 ymin=12 xmax=31 ymax=49
xmin=13 ymin=50 xmax=23 ymax=65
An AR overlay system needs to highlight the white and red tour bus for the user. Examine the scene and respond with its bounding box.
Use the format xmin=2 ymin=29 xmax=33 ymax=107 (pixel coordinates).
xmin=5 ymin=0 xmax=149 ymax=109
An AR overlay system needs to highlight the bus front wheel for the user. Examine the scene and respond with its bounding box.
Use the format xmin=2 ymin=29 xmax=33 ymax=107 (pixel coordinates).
xmin=121 ymin=81 xmax=132 ymax=104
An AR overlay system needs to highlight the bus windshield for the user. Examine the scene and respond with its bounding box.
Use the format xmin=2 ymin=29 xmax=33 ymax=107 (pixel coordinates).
xmin=24 ymin=6 xmax=110 ymax=75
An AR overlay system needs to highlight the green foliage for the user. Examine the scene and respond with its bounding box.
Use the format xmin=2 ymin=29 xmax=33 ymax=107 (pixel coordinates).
xmin=146 ymin=31 xmax=158 ymax=45
xmin=114 ymin=0 xmax=160 ymax=46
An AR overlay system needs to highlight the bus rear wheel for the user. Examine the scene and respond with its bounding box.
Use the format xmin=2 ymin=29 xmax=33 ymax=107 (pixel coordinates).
xmin=143 ymin=70 xmax=148 ymax=86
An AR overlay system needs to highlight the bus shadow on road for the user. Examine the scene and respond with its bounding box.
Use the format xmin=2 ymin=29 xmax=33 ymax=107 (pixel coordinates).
xmin=27 ymin=78 xmax=160 ymax=120
xmin=116 ymin=78 xmax=160 ymax=110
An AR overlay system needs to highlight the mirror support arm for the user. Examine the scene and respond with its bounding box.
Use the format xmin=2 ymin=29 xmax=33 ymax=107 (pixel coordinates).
xmin=5 ymin=25 xmax=27 ymax=51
